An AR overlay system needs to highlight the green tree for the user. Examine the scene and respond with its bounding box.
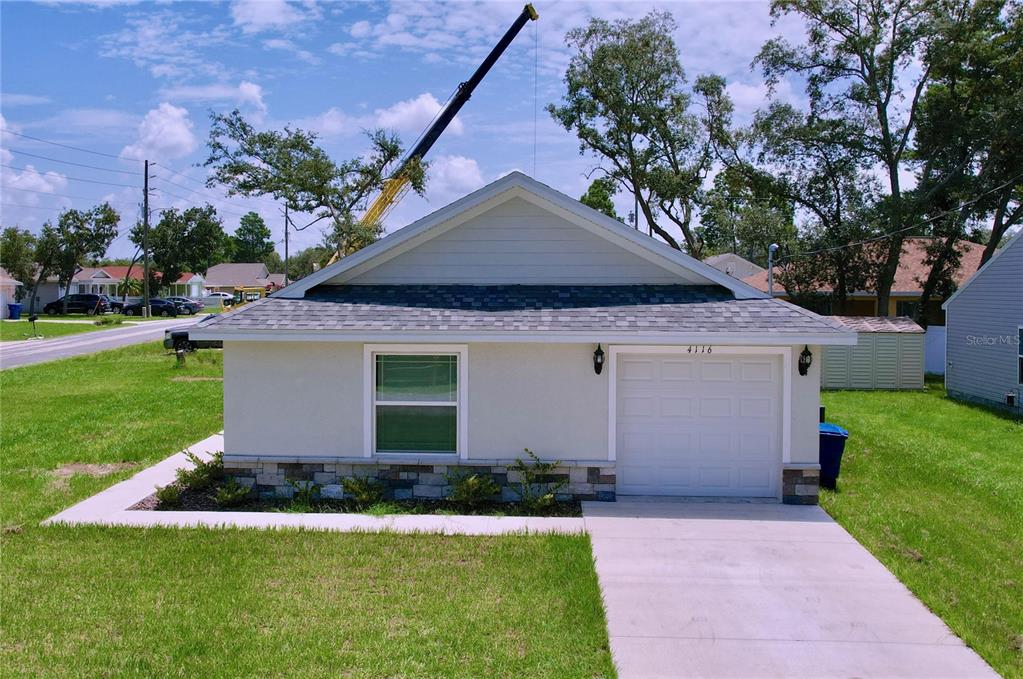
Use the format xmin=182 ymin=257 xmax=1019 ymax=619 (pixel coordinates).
xmin=204 ymin=110 xmax=425 ymax=260
xmin=579 ymin=178 xmax=620 ymax=219
xmin=25 ymin=224 xmax=61 ymax=315
xmin=231 ymin=212 xmax=274 ymax=263
xmin=0 ymin=227 xmax=37 ymax=302
xmin=285 ymin=245 xmax=332 ymax=282
xmin=131 ymin=205 xmax=230 ymax=293
xmin=548 ymin=12 xmax=718 ymax=256
xmin=757 ymin=0 xmax=937 ymax=315
xmin=53 ymin=204 xmax=119 ymax=314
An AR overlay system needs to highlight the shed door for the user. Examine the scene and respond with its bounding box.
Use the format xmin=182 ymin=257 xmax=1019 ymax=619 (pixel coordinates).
xmin=616 ymin=353 xmax=782 ymax=497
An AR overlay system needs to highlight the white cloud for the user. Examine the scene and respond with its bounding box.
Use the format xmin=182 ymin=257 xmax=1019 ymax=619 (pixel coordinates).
xmin=293 ymin=107 xmax=358 ymax=138
xmin=99 ymin=12 xmax=231 ymax=81
xmin=374 ymin=93 xmax=462 ymax=135
xmin=120 ymin=103 xmax=197 ymax=161
xmin=1 ymin=93 xmax=51 ymax=107
xmin=426 ymin=155 xmax=484 ymax=196
xmin=23 ymin=108 xmax=139 ymax=136
xmin=349 ymin=20 xmax=371 ymax=38
xmin=262 ymin=38 xmax=320 ymax=64
xmin=230 ymin=0 xmax=316 ymax=34
xmin=1 ymin=116 xmax=69 ymax=207
xmin=159 ymin=81 xmax=267 ymax=115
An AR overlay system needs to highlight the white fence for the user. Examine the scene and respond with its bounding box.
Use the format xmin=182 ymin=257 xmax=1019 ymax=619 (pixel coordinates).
xmin=925 ymin=325 xmax=946 ymax=375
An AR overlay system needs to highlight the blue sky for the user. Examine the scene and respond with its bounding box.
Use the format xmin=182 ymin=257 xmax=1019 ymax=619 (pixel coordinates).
xmin=1 ymin=0 xmax=805 ymax=260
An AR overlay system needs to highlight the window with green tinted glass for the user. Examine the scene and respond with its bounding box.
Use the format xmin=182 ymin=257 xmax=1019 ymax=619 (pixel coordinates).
xmin=375 ymin=355 xmax=457 ymax=453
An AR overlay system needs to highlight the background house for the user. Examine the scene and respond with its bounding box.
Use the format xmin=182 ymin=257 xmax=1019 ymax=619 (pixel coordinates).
xmin=0 ymin=267 xmax=24 ymax=319
xmin=705 ymin=253 xmax=766 ymax=280
xmin=943 ymin=229 xmax=1023 ymax=411
xmin=27 ymin=266 xmax=205 ymax=307
xmin=203 ymin=263 xmax=282 ymax=294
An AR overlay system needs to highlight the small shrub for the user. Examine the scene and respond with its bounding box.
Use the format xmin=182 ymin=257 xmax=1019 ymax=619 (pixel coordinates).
xmin=364 ymin=501 xmax=405 ymax=516
xmin=175 ymin=451 xmax=224 ymax=491
xmin=155 ymin=484 xmax=182 ymax=508
xmin=215 ymin=480 xmax=250 ymax=508
xmin=511 ymin=448 xmax=567 ymax=514
xmin=288 ymin=479 xmax=320 ymax=509
xmin=93 ymin=316 xmax=123 ymax=326
xmin=447 ymin=472 xmax=500 ymax=507
xmin=341 ymin=476 xmax=384 ymax=507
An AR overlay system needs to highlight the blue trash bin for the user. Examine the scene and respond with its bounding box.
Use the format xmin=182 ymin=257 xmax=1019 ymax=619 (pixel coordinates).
xmin=7 ymin=303 xmax=22 ymax=320
xmin=819 ymin=423 xmax=849 ymax=490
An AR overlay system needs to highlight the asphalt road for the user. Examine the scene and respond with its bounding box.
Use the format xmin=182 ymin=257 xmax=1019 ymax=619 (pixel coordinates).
xmin=0 ymin=317 xmax=200 ymax=370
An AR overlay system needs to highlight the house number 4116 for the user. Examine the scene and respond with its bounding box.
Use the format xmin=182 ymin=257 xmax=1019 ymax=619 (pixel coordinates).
xmin=687 ymin=346 xmax=712 ymax=353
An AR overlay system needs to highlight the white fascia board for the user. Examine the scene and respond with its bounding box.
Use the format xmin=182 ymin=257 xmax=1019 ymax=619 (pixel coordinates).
xmin=942 ymin=227 xmax=1022 ymax=310
xmin=276 ymin=172 xmax=770 ymax=300
xmin=192 ymin=328 xmax=856 ymax=346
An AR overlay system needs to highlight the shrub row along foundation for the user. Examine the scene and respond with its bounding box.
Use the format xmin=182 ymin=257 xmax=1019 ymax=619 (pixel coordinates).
xmin=224 ymin=460 xmax=617 ymax=503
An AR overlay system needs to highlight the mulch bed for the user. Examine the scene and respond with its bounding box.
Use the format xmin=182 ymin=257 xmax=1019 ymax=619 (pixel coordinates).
xmin=129 ymin=484 xmax=583 ymax=517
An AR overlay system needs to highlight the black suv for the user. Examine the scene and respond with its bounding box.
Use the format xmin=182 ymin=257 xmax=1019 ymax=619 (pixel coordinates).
xmin=43 ymin=294 xmax=109 ymax=316
xmin=122 ymin=298 xmax=180 ymax=317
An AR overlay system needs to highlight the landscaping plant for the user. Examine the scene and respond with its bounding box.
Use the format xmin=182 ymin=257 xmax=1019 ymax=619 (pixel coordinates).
xmin=446 ymin=472 xmax=500 ymax=508
xmin=287 ymin=479 xmax=320 ymax=510
xmin=511 ymin=449 xmax=567 ymax=514
xmin=154 ymin=484 xmax=181 ymax=508
xmin=215 ymin=480 xmax=250 ymax=508
xmin=340 ymin=476 xmax=384 ymax=507
xmin=174 ymin=451 xmax=223 ymax=491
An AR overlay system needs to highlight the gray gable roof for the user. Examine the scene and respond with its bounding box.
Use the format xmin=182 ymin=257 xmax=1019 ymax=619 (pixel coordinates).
xmin=204 ymin=263 xmax=270 ymax=287
xmin=194 ymin=284 xmax=848 ymax=339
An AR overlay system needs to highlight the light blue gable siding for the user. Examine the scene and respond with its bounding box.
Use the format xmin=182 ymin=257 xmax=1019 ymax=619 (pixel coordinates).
xmin=341 ymin=197 xmax=713 ymax=286
xmin=945 ymin=233 xmax=1023 ymax=408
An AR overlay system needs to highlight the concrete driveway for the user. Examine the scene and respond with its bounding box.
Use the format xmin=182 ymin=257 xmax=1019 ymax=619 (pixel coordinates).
xmin=582 ymin=500 xmax=995 ymax=679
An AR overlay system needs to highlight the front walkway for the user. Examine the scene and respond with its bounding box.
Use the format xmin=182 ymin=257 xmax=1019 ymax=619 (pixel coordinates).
xmin=582 ymin=500 xmax=995 ymax=679
xmin=43 ymin=433 xmax=584 ymax=536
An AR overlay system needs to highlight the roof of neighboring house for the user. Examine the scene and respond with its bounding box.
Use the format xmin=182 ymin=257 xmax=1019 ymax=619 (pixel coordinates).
xmin=204 ymin=263 xmax=270 ymax=287
xmin=743 ymin=238 xmax=985 ymax=296
xmin=68 ymin=266 xmax=200 ymax=284
xmin=0 ymin=267 xmax=23 ymax=286
xmin=265 ymin=273 xmax=286 ymax=288
xmin=704 ymin=253 xmax=766 ymax=279
xmin=828 ymin=315 xmax=925 ymax=333
xmin=194 ymin=284 xmax=849 ymax=338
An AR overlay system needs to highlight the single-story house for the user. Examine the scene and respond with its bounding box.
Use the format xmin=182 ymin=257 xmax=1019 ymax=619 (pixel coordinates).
xmin=743 ymin=238 xmax=984 ymax=324
xmin=822 ymin=316 xmax=925 ymax=390
xmin=705 ymin=252 xmax=766 ymax=280
xmin=943 ymin=228 xmax=1022 ymax=411
xmin=191 ymin=172 xmax=855 ymax=504
xmin=28 ymin=266 xmax=204 ymax=306
xmin=203 ymin=263 xmax=283 ymax=295
xmin=0 ymin=267 xmax=24 ymax=319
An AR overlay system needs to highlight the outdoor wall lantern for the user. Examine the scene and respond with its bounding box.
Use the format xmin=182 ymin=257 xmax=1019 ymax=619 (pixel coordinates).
xmin=593 ymin=344 xmax=605 ymax=375
xmin=798 ymin=345 xmax=813 ymax=376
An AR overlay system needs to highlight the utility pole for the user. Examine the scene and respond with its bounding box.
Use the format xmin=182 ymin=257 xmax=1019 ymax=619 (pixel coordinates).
xmin=283 ymin=205 xmax=290 ymax=287
xmin=142 ymin=159 xmax=151 ymax=317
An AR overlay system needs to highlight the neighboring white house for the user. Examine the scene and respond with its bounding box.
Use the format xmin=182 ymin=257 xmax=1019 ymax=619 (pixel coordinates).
xmin=203 ymin=263 xmax=282 ymax=294
xmin=822 ymin=316 xmax=925 ymax=390
xmin=705 ymin=253 xmax=766 ymax=280
xmin=943 ymin=228 xmax=1023 ymax=410
xmin=0 ymin=267 xmax=24 ymax=319
xmin=192 ymin=173 xmax=854 ymax=504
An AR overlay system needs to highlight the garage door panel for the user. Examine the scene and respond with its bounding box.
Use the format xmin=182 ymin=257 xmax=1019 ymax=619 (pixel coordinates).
xmin=616 ymin=352 xmax=781 ymax=498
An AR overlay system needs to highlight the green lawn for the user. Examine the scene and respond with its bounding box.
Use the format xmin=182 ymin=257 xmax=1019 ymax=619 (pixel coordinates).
xmin=821 ymin=384 xmax=1023 ymax=677
xmin=0 ymin=319 xmax=110 ymax=342
xmin=0 ymin=343 xmax=614 ymax=678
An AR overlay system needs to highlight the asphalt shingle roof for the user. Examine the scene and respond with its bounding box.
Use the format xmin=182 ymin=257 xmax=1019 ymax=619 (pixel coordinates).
xmin=829 ymin=316 xmax=924 ymax=333
xmin=196 ymin=285 xmax=847 ymax=335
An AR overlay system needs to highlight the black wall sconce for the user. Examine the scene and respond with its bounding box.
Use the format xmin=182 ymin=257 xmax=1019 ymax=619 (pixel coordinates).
xmin=798 ymin=345 xmax=813 ymax=376
xmin=593 ymin=344 xmax=605 ymax=375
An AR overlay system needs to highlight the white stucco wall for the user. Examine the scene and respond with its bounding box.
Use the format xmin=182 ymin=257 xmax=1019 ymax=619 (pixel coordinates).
xmin=223 ymin=341 xmax=820 ymax=468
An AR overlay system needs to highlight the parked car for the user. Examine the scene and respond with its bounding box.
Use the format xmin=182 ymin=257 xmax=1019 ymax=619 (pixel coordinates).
xmin=165 ymin=296 xmax=204 ymax=315
xmin=99 ymin=294 xmax=124 ymax=313
xmin=122 ymin=298 xmax=180 ymax=317
xmin=164 ymin=318 xmax=223 ymax=352
xmin=204 ymin=292 xmax=233 ymax=306
xmin=43 ymin=294 xmax=109 ymax=316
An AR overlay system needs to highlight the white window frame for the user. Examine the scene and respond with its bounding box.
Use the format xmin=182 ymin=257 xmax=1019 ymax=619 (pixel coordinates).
xmin=363 ymin=344 xmax=469 ymax=459
xmin=607 ymin=345 xmax=793 ymax=463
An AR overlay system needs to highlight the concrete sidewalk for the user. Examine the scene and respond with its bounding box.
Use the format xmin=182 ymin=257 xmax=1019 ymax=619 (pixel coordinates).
xmin=582 ymin=500 xmax=995 ymax=679
xmin=44 ymin=433 xmax=584 ymax=536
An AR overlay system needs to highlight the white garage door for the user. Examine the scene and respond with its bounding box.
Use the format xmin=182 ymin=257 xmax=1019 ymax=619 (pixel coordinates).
xmin=616 ymin=352 xmax=782 ymax=497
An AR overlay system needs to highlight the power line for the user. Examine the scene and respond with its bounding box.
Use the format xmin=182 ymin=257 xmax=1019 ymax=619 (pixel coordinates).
xmin=9 ymin=149 xmax=142 ymax=176
xmin=150 ymin=162 xmax=209 ymax=186
xmin=1 ymin=129 xmax=126 ymax=160
xmin=778 ymin=171 xmax=1023 ymax=262
xmin=2 ymin=185 xmax=100 ymax=201
xmin=0 ymin=201 xmax=65 ymax=211
xmin=0 ymin=163 xmax=138 ymax=189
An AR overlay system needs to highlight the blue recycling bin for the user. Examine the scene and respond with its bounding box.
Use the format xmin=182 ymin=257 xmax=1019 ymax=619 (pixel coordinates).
xmin=7 ymin=303 xmax=22 ymax=320
xmin=819 ymin=423 xmax=849 ymax=490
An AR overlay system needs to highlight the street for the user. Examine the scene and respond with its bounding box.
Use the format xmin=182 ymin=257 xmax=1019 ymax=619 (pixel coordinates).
xmin=0 ymin=317 xmax=200 ymax=370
